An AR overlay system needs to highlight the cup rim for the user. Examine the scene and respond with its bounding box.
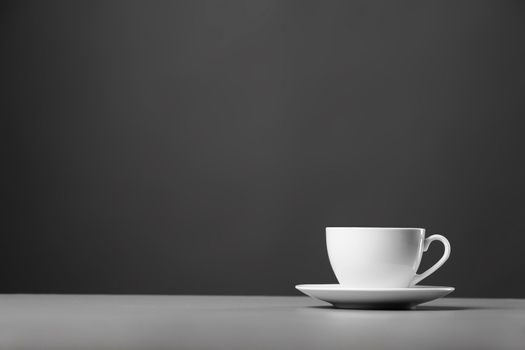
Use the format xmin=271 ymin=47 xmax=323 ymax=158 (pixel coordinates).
xmin=326 ymin=227 xmax=424 ymax=230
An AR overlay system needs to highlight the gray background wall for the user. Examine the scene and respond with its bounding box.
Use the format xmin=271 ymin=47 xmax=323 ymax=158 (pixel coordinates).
xmin=2 ymin=1 xmax=525 ymax=297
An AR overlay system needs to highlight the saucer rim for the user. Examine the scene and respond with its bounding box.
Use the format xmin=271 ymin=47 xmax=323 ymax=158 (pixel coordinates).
xmin=295 ymin=284 xmax=455 ymax=292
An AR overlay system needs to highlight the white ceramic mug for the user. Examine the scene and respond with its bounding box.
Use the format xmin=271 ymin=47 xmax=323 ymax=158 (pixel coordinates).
xmin=326 ymin=227 xmax=451 ymax=288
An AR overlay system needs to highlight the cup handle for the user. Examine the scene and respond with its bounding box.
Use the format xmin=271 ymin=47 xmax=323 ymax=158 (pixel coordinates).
xmin=410 ymin=234 xmax=451 ymax=286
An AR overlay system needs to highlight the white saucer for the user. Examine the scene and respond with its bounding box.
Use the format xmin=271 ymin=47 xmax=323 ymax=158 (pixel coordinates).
xmin=295 ymin=284 xmax=454 ymax=309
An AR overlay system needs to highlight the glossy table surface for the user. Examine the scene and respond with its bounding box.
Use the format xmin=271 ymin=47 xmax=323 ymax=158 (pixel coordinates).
xmin=0 ymin=295 xmax=524 ymax=349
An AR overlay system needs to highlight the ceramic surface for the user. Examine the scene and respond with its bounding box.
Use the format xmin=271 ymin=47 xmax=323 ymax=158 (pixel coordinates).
xmin=326 ymin=227 xmax=451 ymax=288
xmin=296 ymin=284 xmax=455 ymax=309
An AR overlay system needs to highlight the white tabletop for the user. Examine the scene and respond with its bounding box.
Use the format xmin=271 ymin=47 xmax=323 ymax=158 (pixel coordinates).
xmin=0 ymin=295 xmax=524 ymax=349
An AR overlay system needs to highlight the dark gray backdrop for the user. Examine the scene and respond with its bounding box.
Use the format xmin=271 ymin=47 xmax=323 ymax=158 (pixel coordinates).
xmin=2 ymin=1 xmax=525 ymax=297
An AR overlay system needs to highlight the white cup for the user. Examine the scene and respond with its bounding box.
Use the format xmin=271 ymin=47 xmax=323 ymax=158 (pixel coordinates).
xmin=326 ymin=227 xmax=451 ymax=288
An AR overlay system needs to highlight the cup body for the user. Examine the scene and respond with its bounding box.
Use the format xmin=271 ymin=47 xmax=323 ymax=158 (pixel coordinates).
xmin=326 ymin=227 xmax=425 ymax=288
